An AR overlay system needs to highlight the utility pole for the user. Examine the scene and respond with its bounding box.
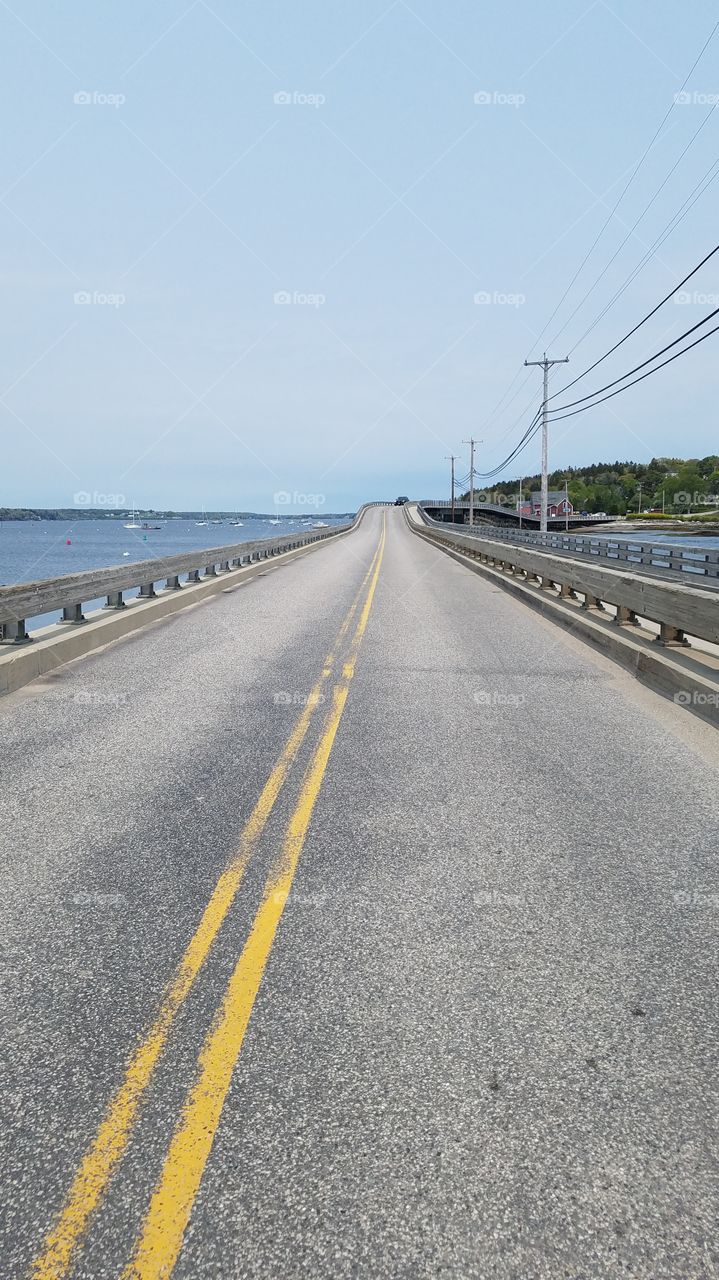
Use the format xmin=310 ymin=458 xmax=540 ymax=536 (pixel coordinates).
xmin=518 ymin=475 xmax=523 ymax=529
xmin=524 ymin=353 xmax=569 ymax=533
xmin=637 ymin=482 xmax=642 ymax=516
xmin=445 ymin=455 xmax=458 ymax=524
xmin=462 ymin=438 xmax=481 ymax=527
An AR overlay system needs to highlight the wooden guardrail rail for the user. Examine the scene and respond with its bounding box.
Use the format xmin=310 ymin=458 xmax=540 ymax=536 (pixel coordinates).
xmin=418 ymin=508 xmax=719 ymax=581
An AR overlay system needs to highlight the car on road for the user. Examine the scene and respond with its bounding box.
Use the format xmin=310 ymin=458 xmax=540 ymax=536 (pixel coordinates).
xmin=394 ymin=496 xmax=409 ymax=505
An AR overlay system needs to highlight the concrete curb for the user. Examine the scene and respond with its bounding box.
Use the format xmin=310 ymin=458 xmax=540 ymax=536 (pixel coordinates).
xmin=408 ymin=516 xmax=719 ymax=730
xmin=0 ymin=520 xmax=362 ymax=697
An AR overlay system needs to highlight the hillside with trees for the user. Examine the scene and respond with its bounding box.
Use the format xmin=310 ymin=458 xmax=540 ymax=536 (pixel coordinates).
xmin=460 ymin=457 xmax=719 ymax=515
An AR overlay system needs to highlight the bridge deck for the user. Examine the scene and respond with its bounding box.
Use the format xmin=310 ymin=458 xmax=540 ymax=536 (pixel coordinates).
xmin=3 ymin=506 xmax=718 ymax=1279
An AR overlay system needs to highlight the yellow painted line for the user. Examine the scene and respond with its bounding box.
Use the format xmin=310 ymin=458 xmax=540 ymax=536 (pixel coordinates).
xmin=123 ymin=515 xmax=386 ymax=1280
xmin=30 ymin=525 xmax=384 ymax=1280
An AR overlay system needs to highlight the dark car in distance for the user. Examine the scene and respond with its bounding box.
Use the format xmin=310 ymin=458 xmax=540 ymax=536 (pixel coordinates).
xmin=394 ymin=496 xmax=409 ymax=505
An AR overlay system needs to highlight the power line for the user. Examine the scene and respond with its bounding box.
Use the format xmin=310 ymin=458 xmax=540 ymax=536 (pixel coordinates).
xmin=484 ymin=295 xmax=719 ymax=478
xmin=476 ymin=408 xmax=543 ymax=478
xmin=547 ymin=318 xmax=719 ymax=423
xmin=548 ymin=240 xmax=719 ymax=401
xmin=548 ymin=101 xmax=719 ymax=351
xmin=549 ymin=302 xmax=719 ymax=415
xmin=564 ymin=154 xmax=719 ymax=359
xmin=523 ymin=16 xmax=719 ymax=362
xmin=474 ymin=21 xmax=719 ymax=489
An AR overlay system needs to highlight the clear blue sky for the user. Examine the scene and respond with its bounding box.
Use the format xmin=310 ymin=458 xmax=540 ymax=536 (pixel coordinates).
xmin=2 ymin=0 xmax=718 ymax=510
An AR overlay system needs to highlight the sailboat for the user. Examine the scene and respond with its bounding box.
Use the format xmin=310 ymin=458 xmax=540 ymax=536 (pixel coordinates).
xmin=195 ymin=507 xmax=208 ymax=527
xmin=124 ymin=504 xmax=141 ymax=530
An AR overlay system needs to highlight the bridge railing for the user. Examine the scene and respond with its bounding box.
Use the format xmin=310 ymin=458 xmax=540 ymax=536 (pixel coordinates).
xmin=419 ymin=499 xmax=609 ymax=522
xmin=418 ymin=509 xmax=719 ymax=581
xmin=409 ymin=508 xmax=719 ymax=648
xmin=0 ymin=519 xmax=356 ymax=644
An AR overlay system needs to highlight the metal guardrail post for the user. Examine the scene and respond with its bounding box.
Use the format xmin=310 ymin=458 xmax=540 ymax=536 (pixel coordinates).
xmin=2 ymin=620 xmax=31 ymax=644
xmin=614 ymin=605 xmax=637 ymax=627
xmin=657 ymin=623 xmax=687 ymax=646
xmin=61 ymin=604 xmax=85 ymax=624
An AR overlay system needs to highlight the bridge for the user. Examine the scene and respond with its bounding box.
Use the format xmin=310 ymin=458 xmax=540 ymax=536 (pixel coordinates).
xmin=3 ymin=504 xmax=718 ymax=1279
xmin=419 ymin=498 xmax=616 ymax=528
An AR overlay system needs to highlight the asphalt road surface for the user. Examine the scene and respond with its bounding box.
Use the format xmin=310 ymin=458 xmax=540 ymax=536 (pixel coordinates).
xmin=2 ymin=505 xmax=718 ymax=1280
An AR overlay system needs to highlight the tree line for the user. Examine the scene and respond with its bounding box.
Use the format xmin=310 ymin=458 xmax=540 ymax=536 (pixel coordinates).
xmin=460 ymin=456 xmax=719 ymax=515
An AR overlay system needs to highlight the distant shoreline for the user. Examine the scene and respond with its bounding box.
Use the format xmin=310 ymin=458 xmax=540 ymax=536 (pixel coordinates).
xmin=0 ymin=509 xmax=355 ymax=522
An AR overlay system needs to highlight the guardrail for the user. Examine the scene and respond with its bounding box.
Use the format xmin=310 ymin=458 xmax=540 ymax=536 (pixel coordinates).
xmin=409 ymin=508 xmax=719 ymax=648
xmin=0 ymin=518 xmax=357 ymax=644
xmin=418 ymin=509 xmax=719 ymax=582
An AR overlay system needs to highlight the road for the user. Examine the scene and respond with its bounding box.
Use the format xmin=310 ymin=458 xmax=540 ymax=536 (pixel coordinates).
xmin=2 ymin=505 xmax=718 ymax=1279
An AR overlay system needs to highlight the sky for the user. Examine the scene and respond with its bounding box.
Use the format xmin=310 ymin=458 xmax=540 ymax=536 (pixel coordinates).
xmin=1 ymin=0 xmax=718 ymax=512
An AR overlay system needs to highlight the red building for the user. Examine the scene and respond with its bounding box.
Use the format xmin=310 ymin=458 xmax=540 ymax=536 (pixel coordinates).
xmin=520 ymin=490 xmax=574 ymax=518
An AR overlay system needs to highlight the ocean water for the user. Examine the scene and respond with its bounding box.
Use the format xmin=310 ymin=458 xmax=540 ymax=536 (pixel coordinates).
xmin=0 ymin=515 xmax=352 ymax=588
xmin=593 ymin=530 xmax=719 ymax=548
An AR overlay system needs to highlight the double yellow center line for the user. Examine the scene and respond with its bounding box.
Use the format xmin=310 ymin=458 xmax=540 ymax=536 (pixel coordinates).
xmin=32 ymin=514 xmax=386 ymax=1280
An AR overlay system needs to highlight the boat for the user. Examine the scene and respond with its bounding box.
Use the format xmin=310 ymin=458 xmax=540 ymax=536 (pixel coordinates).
xmin=269 ymin=518 xmax=281 ymax=526
xmin=124 ymin=505 xmax=141 ymax=529
xmin=141 ymin=522 xmax=162 ymax=531
xmin=195 ymin=507 xmax=208 ymax=527
xmin=229 ymin=519 xmax=244 ymax=527
xmin=313 ymin=520 xmax=329 ymax=528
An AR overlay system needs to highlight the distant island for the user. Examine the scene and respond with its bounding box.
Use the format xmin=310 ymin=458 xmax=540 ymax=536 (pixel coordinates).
xmin=0 ymin=509 xmax=355 ymax=522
